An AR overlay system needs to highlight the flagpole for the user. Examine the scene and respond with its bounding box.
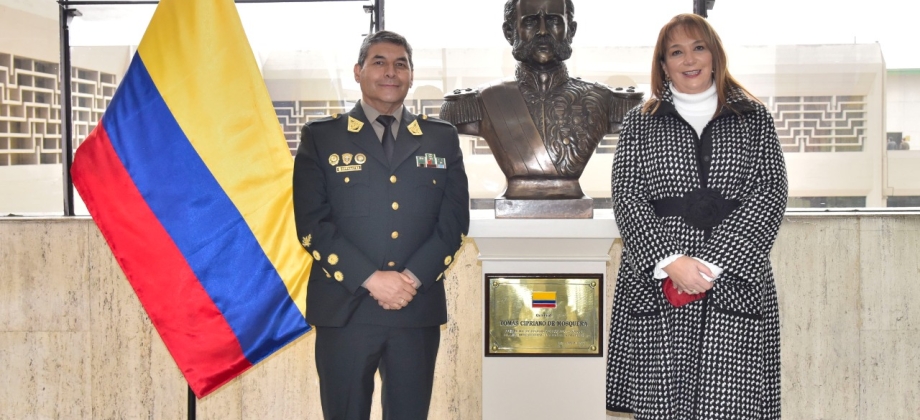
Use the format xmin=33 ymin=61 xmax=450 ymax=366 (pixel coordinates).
xmin=58 ymin=4 xmax=80 ymax=216
xmin=187 ymin=385 xmax=196 ymax=420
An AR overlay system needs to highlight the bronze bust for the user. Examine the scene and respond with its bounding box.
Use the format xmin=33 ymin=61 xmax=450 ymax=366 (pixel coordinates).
xmin=440 ymin=0 xmax=642 ymax=218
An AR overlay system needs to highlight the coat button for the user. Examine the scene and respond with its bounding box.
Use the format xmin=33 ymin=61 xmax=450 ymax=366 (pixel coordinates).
xmin=334 ymin=271 xmax=344 ymax=282
xmin=390 ymin=175 xmax=397 ymax=183
xmin=444 ymin=255 xmax=453 ymax=266
xmin=344 ymin=177 xmax=350 ymax=183
xmin=388 ymin=261 xmax=396 ymax=267
xmin=391 ymin=231 xmax=399 ymax=239
xmin=392 ymin=202 xmax=399 ymax=210
xmin=432 ymin=179 xmax=437 ymax=185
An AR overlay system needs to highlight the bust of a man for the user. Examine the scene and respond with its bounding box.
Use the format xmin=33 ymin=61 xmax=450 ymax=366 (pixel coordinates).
xmin=440 ymin=0 xmax=642 ymax=218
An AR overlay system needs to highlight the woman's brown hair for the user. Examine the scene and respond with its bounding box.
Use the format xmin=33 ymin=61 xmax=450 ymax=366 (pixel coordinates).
xmin=642 ymin=13 xmax=758 ymax=115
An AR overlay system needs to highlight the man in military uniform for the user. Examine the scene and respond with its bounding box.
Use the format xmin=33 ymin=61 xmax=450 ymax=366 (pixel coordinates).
xmin=440 ymin=0 xmax=642 ymax=214
xmin=293 ymin=31 xmax=469 ymax=420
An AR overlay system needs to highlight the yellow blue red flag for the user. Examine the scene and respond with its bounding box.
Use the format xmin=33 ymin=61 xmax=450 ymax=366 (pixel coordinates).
xmin=71 ymin=0 xmax=311 ymax=397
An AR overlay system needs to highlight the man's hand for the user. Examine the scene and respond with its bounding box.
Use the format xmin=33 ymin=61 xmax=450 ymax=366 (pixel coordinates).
xmin=662 ymin=256 xmax=715 ymax=295
xmin=365 ymin=270 xmax=417 ymax=310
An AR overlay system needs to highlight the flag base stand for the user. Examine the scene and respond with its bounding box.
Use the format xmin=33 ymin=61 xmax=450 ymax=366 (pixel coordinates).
xmin=469 ymin=210 xmax=618 ymax=420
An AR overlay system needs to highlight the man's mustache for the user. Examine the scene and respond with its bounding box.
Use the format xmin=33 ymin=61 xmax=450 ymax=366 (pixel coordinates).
xmin=512 ymin=34 xmax=573 ymax=62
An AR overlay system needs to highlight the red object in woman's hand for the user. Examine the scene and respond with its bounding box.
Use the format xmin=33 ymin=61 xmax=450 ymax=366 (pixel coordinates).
xmin=662 ymin=277 xmax=705 ymax=307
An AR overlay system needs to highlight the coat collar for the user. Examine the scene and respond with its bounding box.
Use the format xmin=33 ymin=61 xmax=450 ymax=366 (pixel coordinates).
xmin=651 ymin=83 xmax=759 ymax=120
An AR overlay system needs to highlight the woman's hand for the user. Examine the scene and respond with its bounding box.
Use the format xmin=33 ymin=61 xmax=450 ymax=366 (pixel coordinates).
xmin=662 ymin=256 xmax=715 ymax=295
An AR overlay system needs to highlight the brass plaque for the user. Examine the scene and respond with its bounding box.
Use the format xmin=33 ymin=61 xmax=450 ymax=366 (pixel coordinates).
xmin=486 ymin=274 xmax=602 ymax=356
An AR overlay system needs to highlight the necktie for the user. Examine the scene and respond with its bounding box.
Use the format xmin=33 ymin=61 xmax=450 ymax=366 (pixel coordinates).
xmin=376 ymin=115 xmax=396 ymax=162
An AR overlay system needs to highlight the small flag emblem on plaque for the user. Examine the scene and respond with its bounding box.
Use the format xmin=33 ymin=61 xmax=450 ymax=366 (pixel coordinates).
xmin=532 ymin=291 xmax=556 ymax=308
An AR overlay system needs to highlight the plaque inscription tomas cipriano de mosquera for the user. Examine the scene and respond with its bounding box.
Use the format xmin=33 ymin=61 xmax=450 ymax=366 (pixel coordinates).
xmin=486 ymin=274 xmax=602 ymax=356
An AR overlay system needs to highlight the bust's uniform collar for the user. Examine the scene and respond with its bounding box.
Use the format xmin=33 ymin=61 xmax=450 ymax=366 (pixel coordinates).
xmin=515 ymin=62 xmax=570 ymax=94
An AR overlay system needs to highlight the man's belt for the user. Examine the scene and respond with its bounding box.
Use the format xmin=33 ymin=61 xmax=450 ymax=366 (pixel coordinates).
xmin=651 ymin=188 xmax=740 ymax=229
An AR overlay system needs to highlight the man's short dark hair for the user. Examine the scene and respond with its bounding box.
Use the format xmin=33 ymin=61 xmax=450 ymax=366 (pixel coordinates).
xmin=356 ymin=30 xmax=414 ymax=70
xmin=503 ymin=0 xmax=576 ymax=30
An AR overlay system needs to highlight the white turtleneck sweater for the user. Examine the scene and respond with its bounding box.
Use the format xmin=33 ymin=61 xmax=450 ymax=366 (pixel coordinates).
xmin=671 ymin=82 xmax=718 ymax=138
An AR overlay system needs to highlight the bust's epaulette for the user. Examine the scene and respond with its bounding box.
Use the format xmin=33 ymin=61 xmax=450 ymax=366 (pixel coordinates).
xmin=305 ymin=113 xmax=342 ymax=126
xmin=601 ymin=84 xmax=643 ymax=118
xmin=416 ymin=114 xmax=454 ymax=127
xmin=605 ymin=84 xmax=644 ymax=101
xmin=440 ymin=88 xmax=482 ymax=125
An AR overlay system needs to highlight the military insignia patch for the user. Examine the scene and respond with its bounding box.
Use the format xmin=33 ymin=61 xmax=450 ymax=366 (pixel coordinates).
xmin=342 ymin=153 xmax=353 ymax=165
xmin=328 ymin=154 xmax=340 ymax=166
xmin=407 ymin=120 xmax=423 ymax=136
xmin=347 ymin=116 xmax=364 ymax=133
xmin=301 ymin=234 xmax=312 ymax=248
xmin=355 ymin=153 xmax=367 ymax=164
xmin=416 ymin=153 xmax=447 ymax=168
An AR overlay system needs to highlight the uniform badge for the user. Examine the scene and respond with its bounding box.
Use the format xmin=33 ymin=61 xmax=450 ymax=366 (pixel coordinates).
xmin=347 ymin=116 xmax=364 ymax=133
xmin=336 ymin=165 xmax=362 ymax=173
xmin=355 ymin=153 xmax=367 ymax=164
xmin=342 ymin=153 xmax=353 ymax=165
xmin=407 ymin=120 xmax=423 ymax=136
xmin=328 ymin=154 xmax=340 ymax=166
xmin=301 ymin=234 xmax=312 ymax=248
xmin=416 ymin=153 xmax=447 ymax=169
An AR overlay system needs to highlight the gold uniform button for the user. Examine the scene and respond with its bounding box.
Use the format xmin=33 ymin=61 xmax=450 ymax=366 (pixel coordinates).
xmin=390 ymin=175 xmax=397 ymax=184
xmin=388 ymin=261 xmax=396 ymax=267
xmin=313 ymin=250 xmax=321 ymax=261
xmin=328 ymin=254 xmax=339 ymax=265
xmin=444 ymin=255 xmax=453 ymax=266
xmin=432 ymin=179 xmax=437 ymax=185
xmin=391 ymin=231 xmax=399 ymax=239
xmin=392 ymin=202 xmax=399 ymax=211
xmin=334 ymin=271 xmax=344 ymax=282
xmin=344 ymin=177 xmax=350 ymax=183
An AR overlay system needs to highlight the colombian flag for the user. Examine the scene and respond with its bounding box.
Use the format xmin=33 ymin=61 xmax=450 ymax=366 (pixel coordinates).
xmin=532 ymin=291 xmax=557 ymax=308
xmin=71 ymin=0 xmax=311 ymax=398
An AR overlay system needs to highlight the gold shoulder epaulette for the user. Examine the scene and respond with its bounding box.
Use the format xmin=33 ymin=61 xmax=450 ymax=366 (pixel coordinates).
xmin=417 ymin=114 xmax=453 ymax=127
xmin=306 ymin=114 xmax=341 ymax=126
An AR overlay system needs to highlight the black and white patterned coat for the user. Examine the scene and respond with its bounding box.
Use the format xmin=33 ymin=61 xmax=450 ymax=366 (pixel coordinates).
xmin=605 ymin=87 xmax=787 ymax=419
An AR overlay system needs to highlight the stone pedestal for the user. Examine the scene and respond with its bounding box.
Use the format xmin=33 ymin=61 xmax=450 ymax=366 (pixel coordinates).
xmin=469 ymin=210 xmax=619 ymax=420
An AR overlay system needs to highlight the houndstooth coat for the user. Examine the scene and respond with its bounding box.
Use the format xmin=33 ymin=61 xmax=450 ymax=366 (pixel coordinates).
xmin=605 ymin=87 xmax=787 ymax=419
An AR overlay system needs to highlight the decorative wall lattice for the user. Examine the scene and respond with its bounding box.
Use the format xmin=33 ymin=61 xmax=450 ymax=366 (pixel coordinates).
xmin=767 ymin=96 xmax=866 ymax=153
xmin=0 ymin=52 xmax=116 ymax=166
xmin=2 ymin=56 xmax=868 ymax=166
